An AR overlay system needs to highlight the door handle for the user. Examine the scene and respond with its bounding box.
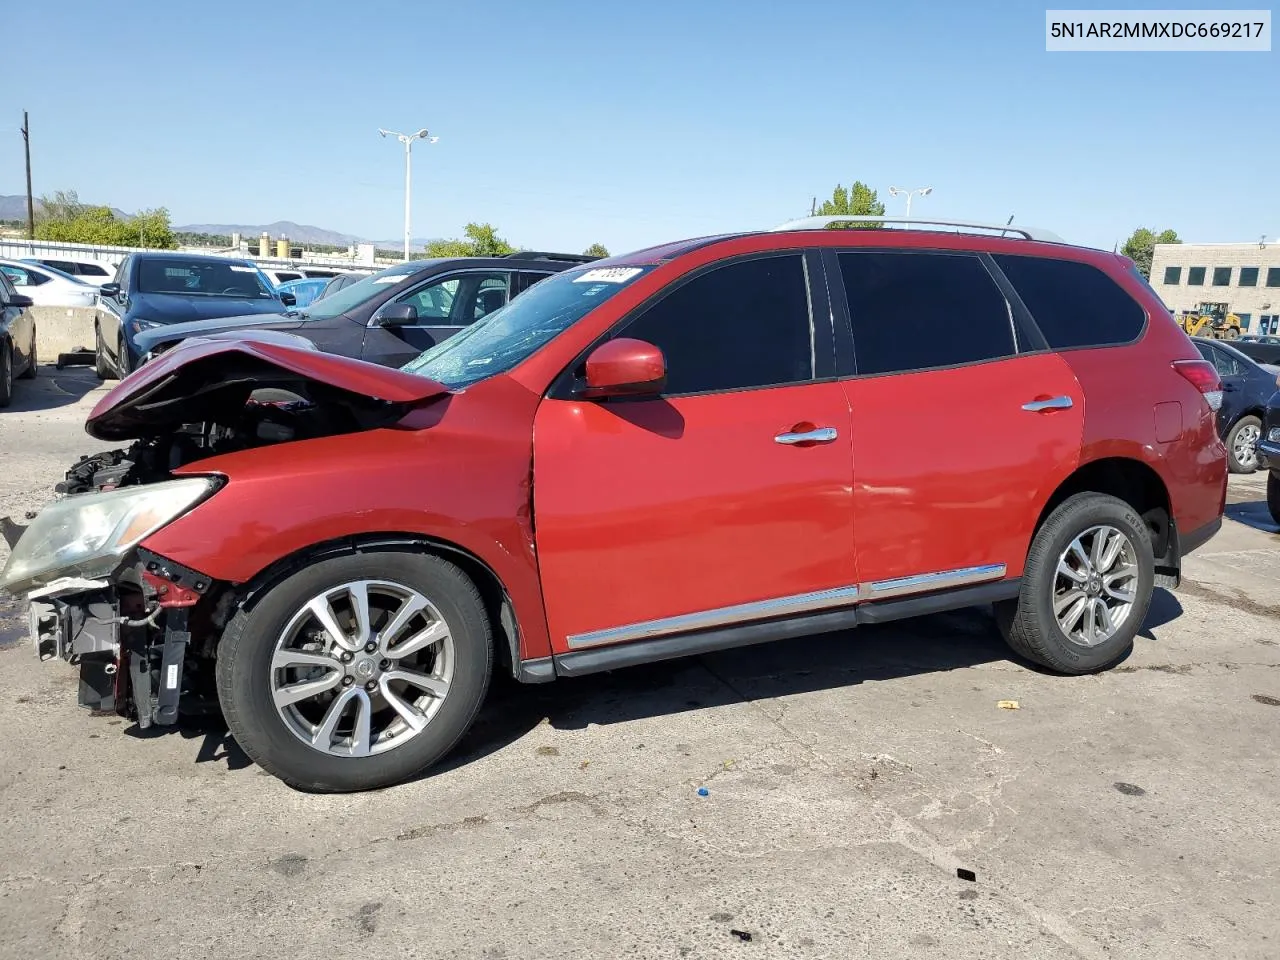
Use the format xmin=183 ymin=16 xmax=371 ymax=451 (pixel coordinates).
xmin=1021 ymin=396 xmax=1074 ymax=412
xmin=775 ymin=427 xmax=838 ymax=445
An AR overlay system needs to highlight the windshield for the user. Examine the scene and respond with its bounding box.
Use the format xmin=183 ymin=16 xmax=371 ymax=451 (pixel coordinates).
xmin=137 ymin=258 xmax=276 ymax=299
xmin=402 ymin=265 xmax=652 ymax=388
xmin=299 ymin=262 xmax=434 ymax=319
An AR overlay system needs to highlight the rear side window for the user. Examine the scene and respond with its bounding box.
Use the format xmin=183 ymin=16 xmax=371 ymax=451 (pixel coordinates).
xmin=993 ymin=255 xmax=1146 ymax=350
xmin=621 ymin=254 xmax=813 ymax=395
xmin=837 ymin=251 xmax=1014 ymax=376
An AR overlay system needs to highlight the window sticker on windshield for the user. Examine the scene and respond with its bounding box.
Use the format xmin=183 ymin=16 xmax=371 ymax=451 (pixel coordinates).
xmin=229 ymin=265 xmax=258 ymax=273
xmin=374 ymin=276 xmax=403 ymax=284
xmin=573 ymin=267 xmax=643 ymax=284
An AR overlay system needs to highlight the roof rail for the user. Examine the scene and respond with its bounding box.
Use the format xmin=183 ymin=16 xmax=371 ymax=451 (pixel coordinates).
xmin=504 ymin=251 xmax=600 ymax=262
xmin=769 ymin=216 xmax=1064 ymax=244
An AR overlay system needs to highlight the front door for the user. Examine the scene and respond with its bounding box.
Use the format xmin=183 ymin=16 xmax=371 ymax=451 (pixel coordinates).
xmin=533 ymin=252 xmax=857 ymax=653
xmin=832 ymin=248 xmax=1085 ymax=589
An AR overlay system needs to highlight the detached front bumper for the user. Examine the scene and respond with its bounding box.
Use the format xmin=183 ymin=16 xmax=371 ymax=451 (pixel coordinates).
xmin=28 ymin=577 xmax=131 ymax=713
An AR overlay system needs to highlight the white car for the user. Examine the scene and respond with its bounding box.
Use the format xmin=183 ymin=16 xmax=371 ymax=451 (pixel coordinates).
xmin=0 ymin=259 xmax=99 ymax=308
xmin=22 ymin=257 xmax=116 ymax=284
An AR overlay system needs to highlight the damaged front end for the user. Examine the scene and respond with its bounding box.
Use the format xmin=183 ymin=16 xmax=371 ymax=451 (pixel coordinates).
xmin=2 ymin=332 xmax=450 ymax=729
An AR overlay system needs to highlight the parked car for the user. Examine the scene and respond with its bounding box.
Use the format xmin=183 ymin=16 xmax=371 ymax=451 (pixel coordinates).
xmin=1191 ymin=337 xmax=1280 ymax=473
xmin=260 ymin=267 xmax=342 ymax=288
xmin=1230 ymin=336 xmax=1280 ymax=366
xmin=0 ymin=258 xmax=98 ymax=308
xmin=0 ymin=218 xmax=1228 ymax=792
xmin=1256 ymin=398 xmax=1280 ymax=524
xmin=319 ymin=272 xmax=366 ymax=297
xmin=0 ymin=270 xmax=37 ymax=407
xmin=23 ymin=257 xmax=115 ymax=283
xmin=275 ymin=277 xmax=330 ymax=309
xmin=133 ymin=253 xmax=595 ymax=368
xmin=94 ymin=252 xmax=288 ymax=378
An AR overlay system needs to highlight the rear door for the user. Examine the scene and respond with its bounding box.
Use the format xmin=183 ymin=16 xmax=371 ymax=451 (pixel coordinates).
xmin=362 ymin=270 xmax=513 ymax=366
xmin=533 ymin=251 xmax=858 ymax=653
xmin=833 ymin=248 xmax=1084 ymax=589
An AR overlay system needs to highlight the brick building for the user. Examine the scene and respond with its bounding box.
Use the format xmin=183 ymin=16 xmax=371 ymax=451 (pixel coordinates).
xmin=1148 ymin=241 xmax=1280 ymax=335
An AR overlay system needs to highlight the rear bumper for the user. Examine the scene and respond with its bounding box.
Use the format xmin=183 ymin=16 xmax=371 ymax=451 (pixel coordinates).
xmin=1179 ymin=516 xmax=1221 ymax=559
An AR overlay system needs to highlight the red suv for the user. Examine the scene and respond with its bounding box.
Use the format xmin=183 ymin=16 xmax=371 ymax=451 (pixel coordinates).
xmin=0 ymin=218 xmax=1228 ymax=792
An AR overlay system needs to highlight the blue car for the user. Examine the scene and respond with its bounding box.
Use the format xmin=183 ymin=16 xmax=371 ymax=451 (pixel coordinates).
xmin=1192 ymin=337 xmax=1280 ymax=473
xmin=94 ymin=252 xmax=288 ymax=379
xmin=274 ymin=277 xmax=330 ymax=309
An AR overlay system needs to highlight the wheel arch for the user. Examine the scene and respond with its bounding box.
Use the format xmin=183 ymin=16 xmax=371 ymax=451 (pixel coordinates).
xmin=224 ymin=532 xmax=527 ymax=682
xmin=1033 ymin=456 xmax=1178 ymax=582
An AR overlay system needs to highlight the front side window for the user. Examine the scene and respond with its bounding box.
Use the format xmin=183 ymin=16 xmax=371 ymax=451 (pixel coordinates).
xmin=0 ymin=265 xmax=47 ymax=287
xmin=403 ymin=265 xmax=652 ymax=388
xmin=1240 ymin=267 xmax=1259 ymax=287
xmin=1212 ymin=267 xmax=1232 ymax=286
xmin=994 ymin=254 xmax=1146 ymax=350
xmin=839 ymin=251 xmax=1014 ymax=375
xmin=618 ymin=255 xmax=813 ymax=395
xmin=401 ymin=278 xmax=459 ymax=320
xmin=1163 ymin=266 xmax=1182 ymax=285
xmin=396 ymin=272 xmax=509 ymax=324
xmin=136 ymin=259 xmax=276 ymax=298
xmin=1188 ymin=267 xmax=1206 ymax=286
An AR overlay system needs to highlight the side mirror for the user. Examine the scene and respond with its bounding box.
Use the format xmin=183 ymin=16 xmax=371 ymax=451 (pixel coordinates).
xmin=98 ymin=283 xmax=120 ymax=299
xmin=6 ymin=293 xmax=33 ymax=309
xmin=375 ymin=303 xmax=418 ymax=327
xmin=582 ymin=338 xmax=666 ymax=399
xmin=280 ymin=292 xmax=297 ymax=307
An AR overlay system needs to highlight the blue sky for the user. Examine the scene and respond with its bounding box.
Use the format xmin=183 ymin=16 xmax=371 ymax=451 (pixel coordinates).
xmin=4 ymin=0 xmax=1274 ymax=253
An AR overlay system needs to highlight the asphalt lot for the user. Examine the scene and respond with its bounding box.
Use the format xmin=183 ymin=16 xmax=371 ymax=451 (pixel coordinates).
xmin=0 ymin=366 xmax=1278 ymax=959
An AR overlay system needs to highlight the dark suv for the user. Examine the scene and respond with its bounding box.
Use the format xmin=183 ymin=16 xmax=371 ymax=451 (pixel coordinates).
xmin=134 ymin=253 xmax=596 ymax=369
xmin=1 ymin=217 xmax=1228 ymax=792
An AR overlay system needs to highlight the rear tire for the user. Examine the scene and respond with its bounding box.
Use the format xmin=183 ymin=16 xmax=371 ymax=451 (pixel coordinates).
xmin=17 ymin=332 xmax=36 ymax=380
xmin=116 ymin=336 xmax=131 ymax=377
xmin=216 ymin=550 xmax=493 ymax=792
xmin=1226 ymin=415 xmax=1262 ymax=474
xmin=997 ymin=493 xmax=1154 ymax=674
xmin=1268 ymin=472 xmax=1280 ymax=527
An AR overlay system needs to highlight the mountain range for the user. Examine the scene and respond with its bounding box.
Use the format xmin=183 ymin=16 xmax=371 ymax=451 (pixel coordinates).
xmin=0 ymin=194 xmax=129 ymax=220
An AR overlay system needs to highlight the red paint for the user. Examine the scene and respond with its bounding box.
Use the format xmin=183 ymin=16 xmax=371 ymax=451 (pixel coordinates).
xmin=583 ymin=338 xmax=666 ymax=397
xmin=532 ymin=383 xmax=855 ymax=649
xmin=130 ymin=227 xmax=1226 ymax=667
xmin=142 ymin=571 xmax=202 ymax=608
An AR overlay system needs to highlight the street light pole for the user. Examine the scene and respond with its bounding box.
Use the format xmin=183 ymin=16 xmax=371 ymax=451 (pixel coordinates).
xmin=887 ymin=185 xmax=933 ymax=219
xmin=379 ymin=127 xmax=439 ymax=261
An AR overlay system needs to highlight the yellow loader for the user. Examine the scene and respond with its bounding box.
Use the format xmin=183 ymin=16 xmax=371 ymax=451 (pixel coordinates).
xmin=1178 ymin=302 xmax=1242 ymax=340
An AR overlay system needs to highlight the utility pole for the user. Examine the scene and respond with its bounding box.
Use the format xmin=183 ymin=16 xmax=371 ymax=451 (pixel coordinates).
xmin=21 ymin=111 xmax=34 ymax=240
xmin=810 ymin=197 xmax=817 ymax=216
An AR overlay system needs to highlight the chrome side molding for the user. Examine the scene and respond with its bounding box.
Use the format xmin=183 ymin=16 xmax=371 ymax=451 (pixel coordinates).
xmin=566 ymin=563 xmax=1008 ymax=650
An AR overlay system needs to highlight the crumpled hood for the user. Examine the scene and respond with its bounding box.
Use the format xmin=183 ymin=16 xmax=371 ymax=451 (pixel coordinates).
xmin=133 ymin=310 xmax=305 ymax=354
xmin=86 ymin=330 xmax=450 ymax=441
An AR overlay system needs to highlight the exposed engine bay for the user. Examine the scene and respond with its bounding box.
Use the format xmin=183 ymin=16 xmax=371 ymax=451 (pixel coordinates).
xmin=7 ymin=335 xmax=451 ymax=730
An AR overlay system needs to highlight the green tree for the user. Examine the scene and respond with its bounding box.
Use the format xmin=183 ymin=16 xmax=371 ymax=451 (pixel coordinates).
xmin=34 ymin=190 xmax=175 ymax=249
xmin=1121 ymin=227 xmax=1180 ymax=279
xmin=816 ymin=181 xmax=886 ymax=227
xmin=583 ymin=242 xmax=610 ymax=258
xmin=424 ymin=222 xmax=514 ymax=258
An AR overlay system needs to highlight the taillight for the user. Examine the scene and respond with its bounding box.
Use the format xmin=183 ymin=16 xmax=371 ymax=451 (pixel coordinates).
xmin=1172 ymin=359 xmax=1223 ymax=411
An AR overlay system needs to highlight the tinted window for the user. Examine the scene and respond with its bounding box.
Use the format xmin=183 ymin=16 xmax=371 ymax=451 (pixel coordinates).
xmin=994 ymin=255 xmax=1146 ymax=350
xmin=1163 ymin=266 xmax=1181 ymax=284
xmin=1199 ymin=343 xmax=1242 ymax=378
xmin=0 ymin=273 xmax=14 ymax=299
xmin=0 ymin=265 xmax=47 ymax=287
xmin=136 ymin=258 xmax=275 ymax=298
xmin=838 ymin=252 xmax=1013 ymax=375
xmin=274 ymin=272 xmax=302 ymax=284
xmin=1212 ymin=266 xmax=1232 ymax=286
xmin=1188 ymin=267 xmax=1206 ymax=286
xmin=621 ymin=255 xmax=812 ymax=394
xmin=1240 ymin=267 xmax=1259 ymax=287
xmin=1268 ymin=268 xmax=1280 ymax=288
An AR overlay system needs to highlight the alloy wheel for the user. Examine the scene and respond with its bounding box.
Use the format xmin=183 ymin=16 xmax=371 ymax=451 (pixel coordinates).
xmin=270 ymin=579 xmax=455 ymax=758
xmin=1052 ymin=524 xmax=1139 ymax=647
xmin=1233 ymin=423 xmax=1260 ymax=470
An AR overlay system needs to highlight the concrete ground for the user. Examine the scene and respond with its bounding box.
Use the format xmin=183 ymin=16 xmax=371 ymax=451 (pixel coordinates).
xmin=0 ymin=366 xmax=1277 ymax=959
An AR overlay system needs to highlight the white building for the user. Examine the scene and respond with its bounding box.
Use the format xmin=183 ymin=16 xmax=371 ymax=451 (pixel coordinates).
xmin=1149 ymin=241 xmax=1280 ymax=335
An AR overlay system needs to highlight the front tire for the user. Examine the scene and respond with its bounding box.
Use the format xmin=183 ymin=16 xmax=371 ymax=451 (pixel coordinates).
xmin=1268 ymin=472 xmax=1280 ymax=527
xmin=1226 ymin=415 xmax=1261 ymax=474
xmin=0 ymin=340 xmax=12 ymax=408
xmin=216 ymin=551 xmax=493 ymax=792
xmin=997 ymin=493 xmax=1154 ymax=674
xmin=94 ymin=328 xmax=115 ymax=380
